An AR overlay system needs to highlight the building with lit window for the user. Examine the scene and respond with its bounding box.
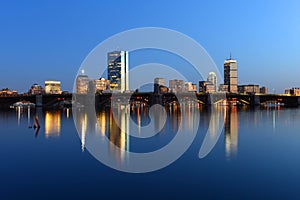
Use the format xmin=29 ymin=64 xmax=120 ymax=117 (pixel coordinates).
xmin=94 ymin=78 xmax=110 ymax=92
xmin=192 ymin=84 xmax=197 ymax=92
xmin=285 ymin=88 xmax=300 ymax=96
xmin=154 ymin=77 xmax=166 ymax=94
xmin=238 ymin=84 xmax=259 ymax=94
xmin=224 ymin=56 xmax=238 ymax=93
xmin=169 ymin=79 xmax=184 ymax=93
xmin=0 ymin=88 xmax=18 ymax=96
xmin=107 ymin=51 xmax=128 ymax=92
xmin=199 ymin=81 xmax=215 ymax=93
xmin=76 ymin=71 xmax=90 ymax=94
xmin=28 ymin=83 xmax=44 ymax=95
xmin=185 ymin=82 xmax=196 ymax=92
xmin=207 ymin=72 xmax=217 ymax=92
xmin=219 ymin=84 xmax=229 ymax=92
xmin=45 ymin=81 xmax=61 ymax=94
xmin=260 ymin=86 xmax=268 ymax=94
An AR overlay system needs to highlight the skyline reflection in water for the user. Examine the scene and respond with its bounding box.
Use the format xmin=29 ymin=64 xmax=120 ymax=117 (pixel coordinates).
xmin=70 ymin=105 xmax=291 ymax=165
xmin=3 ymin=105 xmax=300 ymax=198
xmin=13 ymin=107 xmax=69 ymax=139
xmin=9 ymin=104 xmax=289 ymax=164
xmin=224 ymin=106 xmax=238 ymax=159
xmin=74 ymin=103 xmax=200 ymax=166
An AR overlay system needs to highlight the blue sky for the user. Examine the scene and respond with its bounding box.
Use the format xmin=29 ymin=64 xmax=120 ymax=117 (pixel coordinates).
xmin=0 ymin=0 xmax=299 ymax=93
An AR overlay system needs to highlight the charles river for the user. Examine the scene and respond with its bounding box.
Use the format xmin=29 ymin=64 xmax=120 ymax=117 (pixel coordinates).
xmin=1 ymin=104 xmax=300 ymax=199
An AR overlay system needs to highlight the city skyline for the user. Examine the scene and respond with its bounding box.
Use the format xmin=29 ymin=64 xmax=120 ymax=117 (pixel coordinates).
xmin=0 ymin=53 xmax=295 ymax=95
xmin=1 ymin=1 xmax=300 ymax=93
xmin=2 ymin=2 xmax=300 ymax=199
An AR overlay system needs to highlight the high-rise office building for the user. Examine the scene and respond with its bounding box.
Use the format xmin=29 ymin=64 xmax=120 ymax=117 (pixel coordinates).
xmin=169 ymin=79 xmax=184 ymax=93
xmin=154 ymin=77 xmax=166 ymax=94
xmin=154 ymin=78 xmax=166 ymax=87
xmin=76 ymin=70 xmax=90 ymax=94
xmin=207 ymin=72 xmax=217 ymax=92
xmin=224 ymin=55 xmax=238 ymax=93
xmin=107 ymin=51 xmax=129 ymax=92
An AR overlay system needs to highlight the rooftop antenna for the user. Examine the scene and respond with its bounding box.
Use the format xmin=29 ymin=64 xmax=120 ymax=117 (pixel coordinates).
xmin=230 ymin=52 xmax=232 ymax=60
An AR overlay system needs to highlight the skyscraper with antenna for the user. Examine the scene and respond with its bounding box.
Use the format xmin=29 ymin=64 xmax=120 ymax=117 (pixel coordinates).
xmin=224 ymin=53 xmax=238 ymax=93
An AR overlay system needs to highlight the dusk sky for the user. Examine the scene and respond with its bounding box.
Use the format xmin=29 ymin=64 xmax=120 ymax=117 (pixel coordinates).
xmin=0 ymin=0 xmax=300 ymax=93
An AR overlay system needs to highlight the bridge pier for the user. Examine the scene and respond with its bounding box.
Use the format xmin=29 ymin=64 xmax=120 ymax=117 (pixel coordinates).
xmin=36 ymin=95 xmax=43 ymax=107
xmin=151 ymin=94 xmax=162 ymax=105
xmin=254 ymin=95 xmax=260 ymax=105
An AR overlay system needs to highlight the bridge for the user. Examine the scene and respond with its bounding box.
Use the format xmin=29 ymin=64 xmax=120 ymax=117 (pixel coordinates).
xmin=0 ymin=94 xmax=72 ymax=109
xmin=130 ymin=92 xmax=299 ymax=107
xmin=0 ymin=92 xmax=299 ymax=109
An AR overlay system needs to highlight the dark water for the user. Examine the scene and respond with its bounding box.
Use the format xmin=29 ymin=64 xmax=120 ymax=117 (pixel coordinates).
xmin=1 ymin=106 xmax=300 ymax=199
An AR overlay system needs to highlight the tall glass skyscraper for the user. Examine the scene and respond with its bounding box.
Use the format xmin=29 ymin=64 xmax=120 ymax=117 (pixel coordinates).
xmin=224 ymin=56 xmax=238 ymax=93
xmin=107 ymin=51 xmax=129 ymax=92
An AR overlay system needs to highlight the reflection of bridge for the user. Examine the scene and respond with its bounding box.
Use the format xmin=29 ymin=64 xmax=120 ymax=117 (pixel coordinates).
xmin=131 ymin=92 xmax=299 ymax=107
xmin=1 ymin=92 xmax=299 ymax=109
xmin=94 ymin=92 xmax=300 ymax=107
xmin=215 ymin=93 xmax=299 ymax=107
xmin=0 ymin=94 xmax=72 ymax=109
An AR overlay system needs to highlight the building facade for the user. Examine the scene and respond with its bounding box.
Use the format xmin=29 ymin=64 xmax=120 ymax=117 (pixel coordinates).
xmin=28 ymin=83 xmax=44 ymax=95
xmin=45 ymin=81 xmax=61 ymax=94
xmin=260 ymin=86 xmax=268 ymax=94
xmin=219 ymin=84 xmax=229 ymax=92
xmin=76 ymin=74 xmax=90 ymax=94
xmin=199 ymin=81 xmax=215 ymax=93
xmin=285 ymin=88 xmax=300 ymax=96
xmin=207 ymin=72 xmax=217 ymax=92
xmin=94 ymin=78 xmax=110 ymax=92
xmin=192 ymin=84 xmax=197 ymax=92
xmin=169 ymin=79 xmax=184 ymax=93
xmin=238 ymin=84 xmax=259 ymax=94
xmin=154 ymin=77 xmax=166 ymax=94
xmin=185 ymin=82 xmax=196 ymax=92
xmin=0 ymin=88 xmax=18 ymax=96
xmin=107 ymin=51 xmax=129 ymax=92
xmin=224 ymin=57 xmax=238 ymax=93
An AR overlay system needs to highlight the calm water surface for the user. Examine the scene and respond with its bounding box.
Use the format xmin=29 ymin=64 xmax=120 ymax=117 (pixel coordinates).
xmin=1 ymin=106 xmax=300 ymax=199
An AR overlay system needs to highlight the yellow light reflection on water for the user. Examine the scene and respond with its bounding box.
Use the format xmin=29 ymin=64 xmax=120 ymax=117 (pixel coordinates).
xmin=225 ymin=107 xmax=238 ymax=159
xmin=96 ymin=111 xmax=106 ymax=137
xmin=66 ymin=108 xmax=70 ymax=119
xmin=107 ymin=105 xmax=130 ymax=164
xmin=81 ymin=113 xmax=87 ymax=152
xmin=45 ymin=110 xmax=61 ymax=138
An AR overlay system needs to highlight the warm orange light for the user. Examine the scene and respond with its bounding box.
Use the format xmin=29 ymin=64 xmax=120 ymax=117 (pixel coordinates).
xmin=45 ymin=111 xmax=61 ymax=138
